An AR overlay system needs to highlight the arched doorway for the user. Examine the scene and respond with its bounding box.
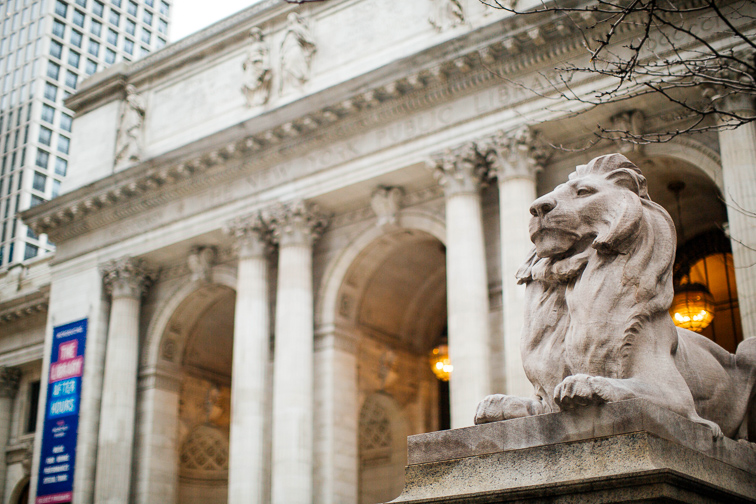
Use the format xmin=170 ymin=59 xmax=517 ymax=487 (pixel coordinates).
xmin=176 ymin=286 xmax=235 ymax=504
xmin=335 ymin=228 xmax=449 ymax=503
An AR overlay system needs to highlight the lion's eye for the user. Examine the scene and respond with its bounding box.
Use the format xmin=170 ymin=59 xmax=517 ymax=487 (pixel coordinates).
xmin=576 ymin=187 xmax=593 ymax=196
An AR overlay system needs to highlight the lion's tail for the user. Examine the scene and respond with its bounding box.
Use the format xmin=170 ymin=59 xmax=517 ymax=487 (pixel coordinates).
xmin=735 ymin=337 xmax=756 ymax=442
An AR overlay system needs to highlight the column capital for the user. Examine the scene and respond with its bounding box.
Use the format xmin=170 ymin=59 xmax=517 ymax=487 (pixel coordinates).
xmin=269 ymin=200 xmax=329 ymax=247
xmin=0 ymin=367 xmax=21 ymax=398
xmin=482 ymin=127 xmax=551 ymax=184
xmin=702 ymin=60 xmax=756 ymax=118
xmin=224 ymin=212 xmax=271 ymax=259
xmin=432 ymin=141 xmax=489 ymax=197
xmin=100 ymin=256 xmax=156 ymax=299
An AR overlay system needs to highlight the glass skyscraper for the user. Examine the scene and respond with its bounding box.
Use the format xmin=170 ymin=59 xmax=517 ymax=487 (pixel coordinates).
xmin=0 ymin=0 xmax=171 ymax=267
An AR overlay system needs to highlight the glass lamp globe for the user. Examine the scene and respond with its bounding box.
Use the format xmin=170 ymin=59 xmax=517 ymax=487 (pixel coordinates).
xmin=429 ymin=344 xmax=453 ymax=381
xmin=670 ymin=283 xmax=715 ymax=332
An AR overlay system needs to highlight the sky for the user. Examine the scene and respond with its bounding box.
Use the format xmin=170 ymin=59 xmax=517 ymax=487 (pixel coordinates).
xmin=170 ymin=0 xmax=265 ymax=41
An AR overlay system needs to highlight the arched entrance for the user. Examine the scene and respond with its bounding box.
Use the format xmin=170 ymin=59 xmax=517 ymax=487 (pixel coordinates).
xmin=331 ymin=227 xmax=450 ymax=503
xmin=176 ymin=286 xmax=235 ymax=504
xmin=136 ymin=275 xmax=238 ymax=504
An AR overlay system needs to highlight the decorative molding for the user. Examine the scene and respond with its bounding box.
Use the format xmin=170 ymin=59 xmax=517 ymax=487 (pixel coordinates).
xmin=432 ymin=141 xmax=489 ymax=196
xmin=0 ymin=286 xmax=50 ymax=325
xmin=0 ymin=367 xmax=21 ymax=398
xmin=609 ymin=110 xmax=645 ymax=154
xmin=268 ymin=200 xmax=330 ymax=247
xmin=224 ymin=212 xmax=271 ymax=259
xmin=100 ymin=256 xmax=157 ymax=299
xmin=23 ymin=7 xmax=636 ymax=242
xmin=483 ymin=126 xmax=552 ymax=183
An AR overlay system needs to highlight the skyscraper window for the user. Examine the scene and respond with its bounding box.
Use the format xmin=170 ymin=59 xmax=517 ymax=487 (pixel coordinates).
xmin=0 ymin=0 xmax=171 ymax=266
xmin=70 ymin=29 xmax=82 ymax=48
xmin=54 ymin=1 xmax=68 ymax=18
xmin=68 ymin=50 xmax=80 ymax=68
xmin=72 ymin=10 xmax=85 ymax=28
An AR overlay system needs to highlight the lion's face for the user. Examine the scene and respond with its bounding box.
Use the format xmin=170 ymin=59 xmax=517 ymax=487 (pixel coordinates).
xmin=529 ymin=172 xmax=643 ymax=258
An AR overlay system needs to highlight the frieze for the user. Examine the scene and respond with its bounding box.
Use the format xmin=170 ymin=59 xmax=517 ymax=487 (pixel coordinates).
xmin=24 ymin=9 xmax=660 ymax=244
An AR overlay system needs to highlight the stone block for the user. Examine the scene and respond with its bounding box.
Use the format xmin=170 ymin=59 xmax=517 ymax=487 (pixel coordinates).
xmin=389 ymin=399 xmax=756 ymax=503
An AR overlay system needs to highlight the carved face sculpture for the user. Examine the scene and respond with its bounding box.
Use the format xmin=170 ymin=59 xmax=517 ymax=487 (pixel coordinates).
xmin=528 ymin=155 xmax=646 ymax=258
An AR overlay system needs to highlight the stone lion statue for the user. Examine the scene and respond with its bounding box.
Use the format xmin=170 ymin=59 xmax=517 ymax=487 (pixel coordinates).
xmin=475 ymin=153 xmax=756 ymax=441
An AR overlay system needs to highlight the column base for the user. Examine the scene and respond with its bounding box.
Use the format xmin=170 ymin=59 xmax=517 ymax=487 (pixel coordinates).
xmin=389 ymin=399 xmax=756 ymax=503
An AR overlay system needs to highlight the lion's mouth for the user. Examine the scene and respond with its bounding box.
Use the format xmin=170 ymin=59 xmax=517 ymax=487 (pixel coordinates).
xmin=531 ymin=228 xmax=594 ymax=259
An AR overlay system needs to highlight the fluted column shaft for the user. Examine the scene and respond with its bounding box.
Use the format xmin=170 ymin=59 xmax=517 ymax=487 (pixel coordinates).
xmin=434 ymin=144 xmax=492 ymax=428
xmin=487 ymin=128 xmax=550 ymax=396
xmin=718 ymin=96 xmax=756 ymax=339
xmin=270 ymin=201 xmax=327 ymax=504
xmin=226 ymin=215 xmax=271 ymax=504
xmin=0 ymin=367 xmax=21 ymax=504
xmin=94 ymin=257 xmax=153 ymax=504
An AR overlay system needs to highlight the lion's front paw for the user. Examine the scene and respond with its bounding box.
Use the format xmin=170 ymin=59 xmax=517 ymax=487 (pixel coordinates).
xmin=474 ymin=394 xmax=537 ymax=425
xmin=554 ymin=374 xmax=609 ymax=410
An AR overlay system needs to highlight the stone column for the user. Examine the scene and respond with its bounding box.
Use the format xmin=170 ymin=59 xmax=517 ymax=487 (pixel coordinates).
xmin=269 ymin=201 xmax=328 ymax=504
xmin=94 ymin=257 xmax=154 ymax=504
xmin=485 ymin=128 xmax=551 ymax=397
xmin=716 ymin=94 xmax=756 ymax=339
xmin=0 ymin=367 xmax=21 ymax=503
xmin=433 ymin=143 xmax=493 ymax=428
xmin=313 ymin=328 xmax=359 ymax=504
xmin=225 ymin=213 xmax=272 ymax=504
xmin=133 ymin=368 xmax=181 ymax=504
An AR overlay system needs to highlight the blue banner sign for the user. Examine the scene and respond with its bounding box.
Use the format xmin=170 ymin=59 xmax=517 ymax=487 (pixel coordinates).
xmin=36 ymin=318 xmax=87 ymax=504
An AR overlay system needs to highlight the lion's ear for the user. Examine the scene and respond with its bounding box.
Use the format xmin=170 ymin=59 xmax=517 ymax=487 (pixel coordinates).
xmin=606 ymin=168 xmax=649 ymax=199
xmin=593 ymin=190 xmax=643 ymax=255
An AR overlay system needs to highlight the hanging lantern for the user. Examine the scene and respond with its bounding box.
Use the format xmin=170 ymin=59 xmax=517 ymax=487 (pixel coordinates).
xmin=429 ymin=344 xmax=452 ymax=381
xmin=670 ymin=283 xmax=715 ymax=332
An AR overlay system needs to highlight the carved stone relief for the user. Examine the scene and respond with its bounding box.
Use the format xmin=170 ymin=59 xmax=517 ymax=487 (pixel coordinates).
xmin=241 ymin=27 xmax=273 ymax=107
xmin=429 ymin=0 xmax=465 ymax=31
xmin=370 ymin=186 xmax=404 ymax=228
xmin=114 ymin=85 xmax=146 ymax=169
xmin=187 ymin=246 xmax=216 ymax=283
xmin=280 ymin=12 xmax=316 ymax=92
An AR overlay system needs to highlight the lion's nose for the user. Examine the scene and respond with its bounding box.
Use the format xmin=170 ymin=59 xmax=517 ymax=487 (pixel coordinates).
xmin=530 ymin=196 xmax=556 ymax=217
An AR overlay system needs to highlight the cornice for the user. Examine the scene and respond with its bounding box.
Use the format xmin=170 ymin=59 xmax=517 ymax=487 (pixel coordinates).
xmin=0 ymin=286 xmax=50 ymax=325
xmin=23 ymin=6 xmax=658 ymax=243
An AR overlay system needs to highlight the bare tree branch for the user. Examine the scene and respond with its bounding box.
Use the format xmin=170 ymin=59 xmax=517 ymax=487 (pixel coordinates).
xmin=480 ymin=0 xmax=756 ymax=144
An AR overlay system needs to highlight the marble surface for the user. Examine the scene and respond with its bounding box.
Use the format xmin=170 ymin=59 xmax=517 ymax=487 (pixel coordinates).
xmin=393 ymin=399 xmax=756 ymax=503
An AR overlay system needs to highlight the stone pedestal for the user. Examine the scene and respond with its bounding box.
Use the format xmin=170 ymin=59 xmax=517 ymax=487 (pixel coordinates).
xmin=389 ymin=399 xmax=756 ymax=503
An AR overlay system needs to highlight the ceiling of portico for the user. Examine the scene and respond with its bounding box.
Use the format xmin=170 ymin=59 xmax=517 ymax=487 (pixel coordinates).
xmin=342 ymin=229 xmax=447 ymax=354
xmin=183 ymin=288 xmax=235 ymax=382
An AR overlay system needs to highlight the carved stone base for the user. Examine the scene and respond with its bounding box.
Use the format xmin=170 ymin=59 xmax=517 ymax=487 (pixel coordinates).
xmin=389 ymin=399 xmax=756 ymax=503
